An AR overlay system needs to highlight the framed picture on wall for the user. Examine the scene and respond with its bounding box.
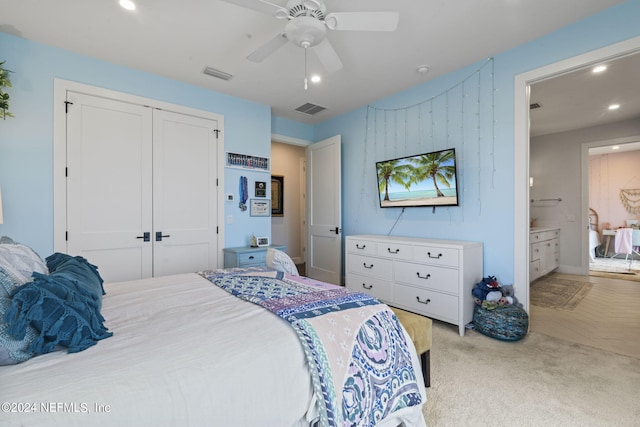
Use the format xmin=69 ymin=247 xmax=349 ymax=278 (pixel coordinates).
xmin=271 ymin=175 xmax=284 ymax=216
xmin=250 ymin=199 xmax=270 ymax=217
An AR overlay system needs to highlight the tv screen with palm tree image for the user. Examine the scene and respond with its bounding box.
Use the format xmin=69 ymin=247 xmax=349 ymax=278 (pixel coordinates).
xmin=376 ymin=148 xmax=459 ymax=208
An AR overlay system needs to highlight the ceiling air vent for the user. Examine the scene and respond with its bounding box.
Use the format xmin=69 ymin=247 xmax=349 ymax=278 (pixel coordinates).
xmin=203 ymin=66 xmax=234 ymax=81
xmin=530 ymin=102 xmax=542 ymax=110
xmin=295 ymin=103 xmax=326 ymax=115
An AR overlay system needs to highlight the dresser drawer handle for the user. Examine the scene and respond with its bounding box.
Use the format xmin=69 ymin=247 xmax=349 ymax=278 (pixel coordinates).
xmin=363 ymin=263 xmax=374 ymax=269
xmin=387 ymin=248 xmax=400 ymax=254
xmin=362 ymin=283 xmax=373 ymax=290
xmin=416 ymin=272 xmax=431 ymax=280
xmin=427 ymin=252 xmax=442 ymax=259
xmin=356 ymin=244 xmax=366 ymax=249
xmin=416 ymin=296 xmax=431 ymax=305
xmin=248 ymin=255 xmax=255 ymax=260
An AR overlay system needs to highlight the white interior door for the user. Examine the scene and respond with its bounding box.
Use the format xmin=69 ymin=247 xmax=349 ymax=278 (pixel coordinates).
xmin=66 ymin=93 xmax=153 ymax=282
xmin=306 ymin=135 xmax=342 ymax=284
xmin=152 ymin=110 xmax=218 ymax=276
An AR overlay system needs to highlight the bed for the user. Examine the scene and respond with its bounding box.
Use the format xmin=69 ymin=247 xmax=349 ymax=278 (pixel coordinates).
xmin=0 ymin=242 xmax=427 ymax=427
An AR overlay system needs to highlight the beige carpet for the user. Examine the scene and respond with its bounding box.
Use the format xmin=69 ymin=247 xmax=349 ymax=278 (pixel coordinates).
xmin=422 ymin=321 xmax=640 ymax=426
xmin=530 ymin=276 xmax=593 ymax=310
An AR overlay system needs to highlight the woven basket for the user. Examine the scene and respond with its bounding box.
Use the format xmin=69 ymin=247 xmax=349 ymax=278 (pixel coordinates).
xmin=473 ymin=304 xmax=529 ymax=341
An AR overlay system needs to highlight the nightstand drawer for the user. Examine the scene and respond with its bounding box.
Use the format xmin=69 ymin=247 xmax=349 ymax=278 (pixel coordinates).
xmin=238 ymin=252 xmax=266 ymax=265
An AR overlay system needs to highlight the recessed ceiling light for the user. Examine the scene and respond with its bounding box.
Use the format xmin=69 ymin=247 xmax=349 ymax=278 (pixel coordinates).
xmin=608 ymin=104 xmax=620 ymax=110
xmin=416 ymin=65 xmax=430 ymax=74
xmin=592 ymin=65 xmax=607 ymax=73
xmin=119 ymin=0 xmax=136 ymax=11
xmin=310 ymin=74 xmax=321 ymax=84
xmin=611 ymin=146 xmax=620 ymax=150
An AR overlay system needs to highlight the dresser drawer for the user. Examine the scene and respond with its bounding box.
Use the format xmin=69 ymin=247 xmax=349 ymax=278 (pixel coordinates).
xmin=347 ymin=254 xmax=393 ymax=281
xmin=394 ymin=261 xmax=459 ymax=294
xmin=412 ymin=246 xmax=459 ymax=267
xmin=237 ymin=251 xmax=267 ymax=265
xmin=530 ymin=230 xmax=559 ymax=242
xmin=346 ymin=238 xmax=378 ymax=255
xmin=376 ymin=242 xmax=413 ymax=261
xmin=395 ymin=285 xmax=458 ymax=323
xmin=346 ymin=273 xmax=393 ymax=302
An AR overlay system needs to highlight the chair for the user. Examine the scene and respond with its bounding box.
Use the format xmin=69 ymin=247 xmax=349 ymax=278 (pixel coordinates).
xmin=632 ymin=229 xmax=640 ymax=269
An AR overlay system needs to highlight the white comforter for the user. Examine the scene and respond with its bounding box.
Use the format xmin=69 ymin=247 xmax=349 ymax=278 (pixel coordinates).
xmin=0 ymin=273 xmax=316 ymax=426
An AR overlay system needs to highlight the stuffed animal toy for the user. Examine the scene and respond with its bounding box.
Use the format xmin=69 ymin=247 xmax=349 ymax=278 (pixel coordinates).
xmin=471 ymin=276 xmax=501 ymax=301
xmin=500 ymin=284 xmax=522 ymax=308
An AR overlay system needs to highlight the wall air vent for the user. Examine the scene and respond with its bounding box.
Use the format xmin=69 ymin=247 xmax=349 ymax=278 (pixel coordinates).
xmin=295 ymin=103 xmax=326 ymax=115
xmin=530 ymin=102 xmax=542 ymax=110
xmin=203 ymin=66 xmax=234 ymax=81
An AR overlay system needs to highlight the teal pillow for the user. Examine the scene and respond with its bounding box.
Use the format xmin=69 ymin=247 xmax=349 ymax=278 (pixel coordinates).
xmin=0 ymin=269 xmax=37 ymax=365
xmin=4 ymin=253 xmax=112 ymax=354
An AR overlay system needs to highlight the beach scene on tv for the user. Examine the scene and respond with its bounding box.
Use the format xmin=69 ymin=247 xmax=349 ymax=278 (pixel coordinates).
xmin=376 ymin=148 xmax=458 ymax=208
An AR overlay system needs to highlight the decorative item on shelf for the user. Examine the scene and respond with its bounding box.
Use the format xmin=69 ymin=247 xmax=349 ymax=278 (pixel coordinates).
xmin=226 ymin=152 xmax=269 ymax=171
xmin=271 ymin=175 xmax=284 ymax=216
xmin=250 ymin=234 xmax=258 ymax=248
xmin=256 ymin=236 xmax=270 ymax=247
xmin=0 ymin=61 xmax=14 ymax=120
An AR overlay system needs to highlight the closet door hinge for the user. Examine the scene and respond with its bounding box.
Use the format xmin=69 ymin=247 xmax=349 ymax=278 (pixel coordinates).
xmin=216 ymin=226 xmax=219 ymax=234
xmin=65 ymin=167 xmax=68 ymax=177
xmin=64 ymin=101 xmax=74 ymax=113
xmin=65 ymin=231 xmax=68 ymax=241
xmin=213 ymin=129 xmax=221 ymax=138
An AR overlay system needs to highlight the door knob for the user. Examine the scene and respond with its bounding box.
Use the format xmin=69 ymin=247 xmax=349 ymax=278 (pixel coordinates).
xmin=155 ymin=232 xmax=171 ymax=241
xmin=136 ymin=232 xmax=150 ymax=242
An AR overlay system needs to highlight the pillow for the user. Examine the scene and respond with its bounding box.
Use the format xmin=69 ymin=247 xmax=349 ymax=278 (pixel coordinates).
xmin=0 ymin=237 xmax=49 ymax=285
xmin=0 ymin=268 xmax=38 ymax=365
xmin=3 ymin=253 xmax=112 ymax=354
xmin=266 ymin=248 xmax=299 ymax=276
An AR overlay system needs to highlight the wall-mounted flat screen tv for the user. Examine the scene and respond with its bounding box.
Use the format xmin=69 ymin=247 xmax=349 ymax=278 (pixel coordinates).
xmin=376 ymin=148 xmax=459 ymax=208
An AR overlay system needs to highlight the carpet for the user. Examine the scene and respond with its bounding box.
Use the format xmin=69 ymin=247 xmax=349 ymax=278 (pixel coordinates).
xmin=422 ymin=321 xmax=640 ymax=426
xmin=589 ymin=257 xmax=640 ymax=281
xmin=530 ymin=276 xmax=592 ymax=310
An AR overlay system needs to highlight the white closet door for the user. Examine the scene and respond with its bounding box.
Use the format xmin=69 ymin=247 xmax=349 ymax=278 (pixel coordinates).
xmin=152 ymin=110 xmax=218 ymax=276
xmin=66 ymin=93 xmax=153 ymax=282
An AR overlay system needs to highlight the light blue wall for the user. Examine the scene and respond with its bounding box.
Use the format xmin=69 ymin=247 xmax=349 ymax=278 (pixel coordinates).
xmin=315 ymin=0 xmax=640 ymax=284
xmin=1 ymin=0 xmax=639 ymax=282
xmin=272 ymin=116 xmax=314 ymax=142
xmin=0 ymin=32 xmax=272 ymax=256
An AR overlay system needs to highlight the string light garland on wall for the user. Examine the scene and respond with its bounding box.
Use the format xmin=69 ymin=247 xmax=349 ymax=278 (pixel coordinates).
xmin=355 ymin=58 xmax=495 ymax=225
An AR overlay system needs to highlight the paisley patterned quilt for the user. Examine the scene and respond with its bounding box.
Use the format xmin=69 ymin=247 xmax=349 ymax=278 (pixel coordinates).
xmin=199 ymin=269 xmax=424 ymax=427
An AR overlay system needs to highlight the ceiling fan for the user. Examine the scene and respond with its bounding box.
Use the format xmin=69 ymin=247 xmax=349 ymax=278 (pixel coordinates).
xmin=220 ymin=0 xmax=399 ymax=73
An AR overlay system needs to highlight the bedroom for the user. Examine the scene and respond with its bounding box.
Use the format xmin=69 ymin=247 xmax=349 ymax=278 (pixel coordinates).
xmin=2 ymin=0 xmax=640 ymax=426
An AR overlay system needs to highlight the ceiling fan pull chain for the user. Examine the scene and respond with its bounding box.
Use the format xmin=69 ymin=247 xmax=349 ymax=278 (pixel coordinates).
xmin=304 ymin=45 xmax=308 ymax=90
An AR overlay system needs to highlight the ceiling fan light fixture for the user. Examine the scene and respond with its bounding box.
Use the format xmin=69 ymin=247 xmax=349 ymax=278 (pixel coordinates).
xmin=285 ymin=16 xmax=327 ymax=47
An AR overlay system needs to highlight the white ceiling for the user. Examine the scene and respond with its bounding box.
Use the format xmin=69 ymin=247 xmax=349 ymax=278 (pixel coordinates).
xmin=1 ymin=0 xmax=629 ymax=125
xmin=530 ymin=50 xmax=640 ymax=155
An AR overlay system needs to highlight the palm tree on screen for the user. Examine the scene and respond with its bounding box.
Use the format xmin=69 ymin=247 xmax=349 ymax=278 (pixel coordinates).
xmin=410 ymin=150 xmax=456 ymax=197
xmin=377 ymin=160 xmax=412 ymax=201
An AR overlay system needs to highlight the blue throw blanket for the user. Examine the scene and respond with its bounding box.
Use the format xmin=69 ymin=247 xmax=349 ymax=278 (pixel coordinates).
xmin=200 ymin=270 xmax=423 ymax=427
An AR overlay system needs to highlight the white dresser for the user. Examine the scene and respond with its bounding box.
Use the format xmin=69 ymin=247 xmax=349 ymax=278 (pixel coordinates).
xmin=529 ymin=228 xmax=559 ymax=282
xmin=345 ymin=234 xmax=483 ymax=336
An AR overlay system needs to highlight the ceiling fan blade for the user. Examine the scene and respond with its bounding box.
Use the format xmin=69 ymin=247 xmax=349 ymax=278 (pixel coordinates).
xmin=324 ymin=12 xmax=399 ymax=31
xmin=218 ymin=0 xmax=286 ymax=17
xmin=313 ymin=39 xmax=343 ymax=73
xmin=247 ymin=32 xmax=288 ymax=62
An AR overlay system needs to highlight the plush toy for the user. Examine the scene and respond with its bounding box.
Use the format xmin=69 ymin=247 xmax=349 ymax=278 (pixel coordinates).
xmin=471 ymin=276 xmax=501 ymax=301
xmin=500 ymin=284 xmax=522 ymax=308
